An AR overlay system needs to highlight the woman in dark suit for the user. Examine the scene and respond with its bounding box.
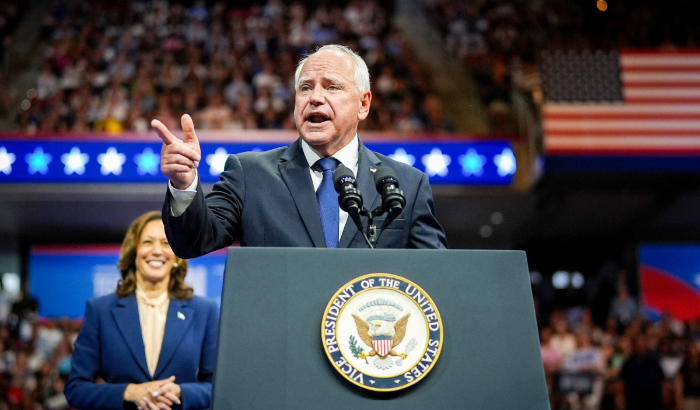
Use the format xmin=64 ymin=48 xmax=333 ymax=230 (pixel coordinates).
xmin=65 ymin=211 xmax=218 ymax=410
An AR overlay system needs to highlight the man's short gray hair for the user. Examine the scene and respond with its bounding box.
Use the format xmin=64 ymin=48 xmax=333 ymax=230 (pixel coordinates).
xmin=294 ymin=44 xmax=371 ymax=93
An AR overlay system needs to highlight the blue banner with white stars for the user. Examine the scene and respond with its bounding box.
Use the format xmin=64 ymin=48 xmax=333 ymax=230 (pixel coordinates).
xmin=0 ymin=140 xmax=515 ymax=185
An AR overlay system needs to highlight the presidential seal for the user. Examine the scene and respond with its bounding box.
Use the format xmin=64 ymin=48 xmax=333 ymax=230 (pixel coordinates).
xmin=321 ymin=273 xmax=443 ymax=392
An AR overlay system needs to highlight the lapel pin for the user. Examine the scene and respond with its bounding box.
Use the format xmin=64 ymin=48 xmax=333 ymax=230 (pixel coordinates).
xmin=369 ymin=166 xmax=377 ymax=174
xmin=177 ymin=311 xmax=186 ymax=320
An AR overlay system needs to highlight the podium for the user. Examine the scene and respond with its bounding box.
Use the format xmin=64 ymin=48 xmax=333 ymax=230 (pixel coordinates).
xmin=212 ymin=248 xmax=549 ymax=409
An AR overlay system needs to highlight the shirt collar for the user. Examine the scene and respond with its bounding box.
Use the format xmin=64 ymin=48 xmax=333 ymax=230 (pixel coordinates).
xmin=135 ymin=287 xmax=169 ymax=307
xmin=301 ymin=135 xmax=359 ymax=171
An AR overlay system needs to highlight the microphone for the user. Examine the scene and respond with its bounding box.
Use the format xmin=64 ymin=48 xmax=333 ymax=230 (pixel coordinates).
xmin=333 ymin=164 xmax=374 ymax=248
xmin=373 ymin=166 xmax=406 ymax=226
xmin=333 ymin=164 xmax=363 ymax=215
xmin=333 ymin=164 xmax=370 ymax=244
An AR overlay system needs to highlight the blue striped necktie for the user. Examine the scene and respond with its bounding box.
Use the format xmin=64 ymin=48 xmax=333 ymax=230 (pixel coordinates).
xmin=316 ymin=157 xmax=339 ymax=248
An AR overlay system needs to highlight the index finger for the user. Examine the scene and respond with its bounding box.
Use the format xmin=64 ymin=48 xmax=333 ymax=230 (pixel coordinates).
xmin=151 ymin=119 xmax=181 ymax=145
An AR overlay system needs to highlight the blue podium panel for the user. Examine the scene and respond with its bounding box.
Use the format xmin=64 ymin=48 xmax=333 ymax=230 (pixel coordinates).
xmin=213 ymin=248 xmax=549 ymax=410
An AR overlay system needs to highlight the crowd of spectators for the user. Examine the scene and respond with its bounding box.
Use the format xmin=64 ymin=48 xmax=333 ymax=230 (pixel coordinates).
xmin=17 ymin=0 xmax=452 ymax=134
xmin=424 ymin=0 xmax=700 ymax=124
xmin=538 ymin=282 xmax=700 ymax=410
xmin=0 ymin=284 xmax=77 ymax=410
xmin=0 ymin=1 xmax=23 ymax=71
xmin=0 ymin=1 xmax=24 ymax=118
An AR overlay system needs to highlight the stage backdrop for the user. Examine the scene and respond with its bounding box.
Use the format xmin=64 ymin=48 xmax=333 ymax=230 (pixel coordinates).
xmin=29 ymin=245 xmax=226 ymax=318
xmin=0 ymin=137 xmax=516 ymax=186
xmin=638 ymin=243 xmax=700 ymax=321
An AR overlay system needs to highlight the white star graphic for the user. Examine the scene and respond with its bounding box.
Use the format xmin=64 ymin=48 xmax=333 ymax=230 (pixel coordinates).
xmin=61 ymin=147 xmax=89 ymax=175
xmin=388 ymin=148 xmax=416 ymax=166
xmin=421 ymin=148 xmax=451 ymax=177
xmin=206 ymin=147 xmax=229 ymax=176
xmin=493 ymin=148 xmax=516 ymax=177
xmin=97 ymin=147 xmax=126 ymax=176
xmin=0 ymin=147 xmax=16 ymax=175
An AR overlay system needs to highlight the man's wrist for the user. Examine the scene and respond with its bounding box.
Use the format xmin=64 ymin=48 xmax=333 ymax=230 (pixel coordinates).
xmin=170 ymin=178 xmax=196 ymax=191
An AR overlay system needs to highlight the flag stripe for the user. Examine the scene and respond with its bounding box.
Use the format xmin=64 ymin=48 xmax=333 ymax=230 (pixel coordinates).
xmin=546 ymin=136 xmax=700 ymax=149
xmin=623 ymin=83 xmax=700 ymax=88
xmin=620 ymin=55 xmax=700 ymax=66
xmin=624 ymin=88 xmax=700 ymax=98
xmin=625 ymin=98 xmax=700 ymax=104
xmin=545 ymin=131 xmax=700 ymax=137
xmin=622 ymin=66 xmax=700 ymax=73
xmin=622 ymin=72 xmax=700 ymax=82
xmin=545 ymin=114 xmax=700 ymax=121
xmin=544 ymin=104 xmax=700 ymax=115
xmin=545 ymin=120 xmax=700 ymax=130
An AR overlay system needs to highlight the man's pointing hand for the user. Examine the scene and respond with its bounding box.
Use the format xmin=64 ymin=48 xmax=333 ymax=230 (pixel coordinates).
xmin=152 ymin=114 xmax=201 ymax=190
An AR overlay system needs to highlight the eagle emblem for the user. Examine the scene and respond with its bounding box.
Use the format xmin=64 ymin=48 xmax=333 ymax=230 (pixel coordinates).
xmin=322 ymin=273 xmax=443 ymax=391
xmin=349 ymin=298 xmax=417 ymax=370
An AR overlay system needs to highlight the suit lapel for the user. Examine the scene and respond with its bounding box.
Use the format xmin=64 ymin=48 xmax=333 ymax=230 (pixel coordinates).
xmin=339 ymin=140 xmax=381 ymax=248
xmin=154 ymin=299 xmax=195 ymax=378
xmin=279 ymin=139 xmax=326 ymax=247
xmin=112 ymin=295 xmax=150 ymax=377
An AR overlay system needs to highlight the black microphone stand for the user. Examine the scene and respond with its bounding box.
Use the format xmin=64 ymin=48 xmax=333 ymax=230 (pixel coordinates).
xmin=360 ymin=205 xmax=386 ymax=248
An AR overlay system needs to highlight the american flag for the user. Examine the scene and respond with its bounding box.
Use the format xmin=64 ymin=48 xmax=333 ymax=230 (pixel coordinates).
xmin=541 ymin=50 xmax=700 ymax=154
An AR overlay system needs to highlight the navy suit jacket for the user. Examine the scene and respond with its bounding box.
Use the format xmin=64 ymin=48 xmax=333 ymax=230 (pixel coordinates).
xmin=163 ymin=138 xmax=447 ymax=258
xmin=64 ymin=293 xmax=218 ymax=410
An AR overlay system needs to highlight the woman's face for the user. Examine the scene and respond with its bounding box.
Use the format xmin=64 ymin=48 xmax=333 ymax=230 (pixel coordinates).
xmin=135 ymin=220 xmax=176 ymax=285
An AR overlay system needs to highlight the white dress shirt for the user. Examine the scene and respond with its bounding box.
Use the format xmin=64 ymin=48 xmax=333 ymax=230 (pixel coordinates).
xmin=169 ymin=135 xmax=360 ymax=241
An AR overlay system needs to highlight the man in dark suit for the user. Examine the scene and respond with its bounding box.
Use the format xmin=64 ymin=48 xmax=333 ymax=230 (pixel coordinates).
xmin=152 ymin=44 xmax=446 ymax=258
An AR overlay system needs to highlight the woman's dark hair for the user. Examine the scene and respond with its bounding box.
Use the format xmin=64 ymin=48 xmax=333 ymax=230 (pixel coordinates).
xmin=115 ymin=211 xmax=192 ymax=299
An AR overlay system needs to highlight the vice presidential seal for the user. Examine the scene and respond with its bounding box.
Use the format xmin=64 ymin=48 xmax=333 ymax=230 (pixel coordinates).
xmin=321 ymin=273 xmax=443 ymax=392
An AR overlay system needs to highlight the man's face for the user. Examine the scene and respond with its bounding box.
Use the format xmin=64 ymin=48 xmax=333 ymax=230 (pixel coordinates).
xmin=294 ymin=51 xmax=371 ymax=156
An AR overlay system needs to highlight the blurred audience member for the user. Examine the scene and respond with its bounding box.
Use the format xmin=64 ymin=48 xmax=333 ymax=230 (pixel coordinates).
xmin=540 ymin=327 xmax=560 ymax=400
xmin=43 ymin=376 xmax=70 ymax=410
xmin=560 ymin=332 xmax=605 ymax=410
xmin=9 ymin=283 xmax=38 ymax=343
xmin=609 ymin=285 xmax=639 ymax=329
xmin=658 ymin=337 xmax=683 ymax=409
xmin=551 ymin=316 xmax=577 ymax=359
xmin=678 ymin=343 xmax=700 ymax=410
xmin=618 ymin=334 xmax=666 ymax=410
xmin=0 ymin=279 xmax=15 ymax=326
